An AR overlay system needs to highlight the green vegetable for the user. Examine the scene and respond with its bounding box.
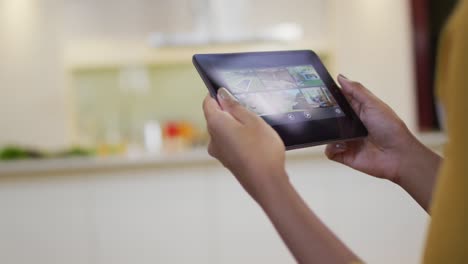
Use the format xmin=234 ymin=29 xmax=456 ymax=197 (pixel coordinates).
xmin=0 ymin=146 xmax=43 ymax=160
xmin=0 ymin=145 xmax=94 ymax=161
xmin=56 ymin=146 xmax=94 ymax=158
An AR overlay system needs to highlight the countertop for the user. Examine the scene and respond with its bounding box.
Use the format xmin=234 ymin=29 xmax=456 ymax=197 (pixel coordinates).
xmin=0 ymin=132 xmax=446 ymax=176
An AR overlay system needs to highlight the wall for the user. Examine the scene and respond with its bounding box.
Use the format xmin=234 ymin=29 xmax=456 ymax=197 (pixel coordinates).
xmin=330 ymin=0 xmax=416 ymax=131
xmin=0 ymin=0 xmax=69 ymax=149
xmin=0 ymin=0 xmax=416 ymax=149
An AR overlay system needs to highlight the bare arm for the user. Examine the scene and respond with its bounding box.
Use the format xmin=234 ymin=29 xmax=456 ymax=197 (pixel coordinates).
xmin=395 ymin=136 xmax=442 ymax=210
xmin=325 ymin=75 xmax=442 ymax=211
xmin=257 ymin=171 xmax=360 ymax=264
xmin=203 ymin=89 xmax=360 ymax=263
xmin=202 ymin=77 xmax=442 ymax=262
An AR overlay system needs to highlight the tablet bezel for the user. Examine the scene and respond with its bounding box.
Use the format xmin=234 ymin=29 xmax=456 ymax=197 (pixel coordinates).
xmin=193 ymin=50 xmax=368 ymax=150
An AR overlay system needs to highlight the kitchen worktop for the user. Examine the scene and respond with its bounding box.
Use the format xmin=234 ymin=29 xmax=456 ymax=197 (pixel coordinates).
xmin=0 ymin=132 xmax=446 ymax=176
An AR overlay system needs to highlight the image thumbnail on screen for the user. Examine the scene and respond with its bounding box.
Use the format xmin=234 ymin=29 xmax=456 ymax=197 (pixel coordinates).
xmin=221 ymin=65 xmax=344 ymax=122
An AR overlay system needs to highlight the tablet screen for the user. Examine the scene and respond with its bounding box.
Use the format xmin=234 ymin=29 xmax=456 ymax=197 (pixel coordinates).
xmin=219 ymin=64 xmax=345 ymax=125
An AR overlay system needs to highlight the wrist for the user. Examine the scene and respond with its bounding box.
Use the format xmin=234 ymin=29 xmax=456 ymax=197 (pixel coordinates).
xmin=253 ymin=169 xmax=292 ymax=207
xmin=393 ymin=135 xmax=442 ymax=210
xmin=395 ymin=135 xmax=442 ymax=185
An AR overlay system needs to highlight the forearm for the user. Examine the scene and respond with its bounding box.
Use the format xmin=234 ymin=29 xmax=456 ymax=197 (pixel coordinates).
xmin=396 ymin=137 xmax=443 ymax=211
xmin=255 ymin=171 xmax=360 ymax=264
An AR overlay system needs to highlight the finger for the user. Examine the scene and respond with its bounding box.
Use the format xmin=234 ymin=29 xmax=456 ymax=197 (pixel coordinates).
xmin=337 ymin=75 xmax=379 ymax=109
xmin=217 ymin=88 xmax=257 ymax=124
xmin=325 ymin=142 xmax=348 ymax=162
xmin=207 ymin=140 xmax=218 ymax=158
xmin=328 ymin=152 xmax=345 ymax=164
xmin=203 ymin=94 xmax=240 ymax=130
xmin=205 ymin=128 xmax=219 ymax=158
xmin=202 ymin=95 xmax=222 ymax=121
xmin=202 ymin=92 xmax=243 ymax=125
xmin=342 ymin=92 xmax=362 ymax=116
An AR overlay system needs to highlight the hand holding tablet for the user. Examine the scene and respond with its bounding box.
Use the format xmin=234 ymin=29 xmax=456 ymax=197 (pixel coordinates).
xmin=196 ymin=50 xmax=443 ymax=264
xmin=194 ymin=50 xmax=368 ymax=149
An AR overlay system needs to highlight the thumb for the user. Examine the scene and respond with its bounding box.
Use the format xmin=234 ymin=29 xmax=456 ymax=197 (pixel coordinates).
xmin=337 ymin=75 xmax=379 ymax=111
xmin=217 ymin=88 xmax=256 ymax=124
xmin=325 ymin=142 xmax=347 ymax=163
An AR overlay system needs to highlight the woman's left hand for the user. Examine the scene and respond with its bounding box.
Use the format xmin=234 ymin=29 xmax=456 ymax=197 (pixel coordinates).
xmin=203 ymin=88 xmax=288 ymax=202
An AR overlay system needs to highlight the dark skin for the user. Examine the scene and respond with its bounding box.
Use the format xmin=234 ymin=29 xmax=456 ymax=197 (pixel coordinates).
xmin=203 ymin=75 xmax=442 ymax=263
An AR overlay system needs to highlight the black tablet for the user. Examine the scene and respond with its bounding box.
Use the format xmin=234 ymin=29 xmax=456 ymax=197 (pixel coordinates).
xmin=193 ymin=50 xmax=367 ymax=150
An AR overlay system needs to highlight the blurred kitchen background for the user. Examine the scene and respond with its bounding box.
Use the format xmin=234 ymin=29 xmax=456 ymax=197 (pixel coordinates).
xmin=0 ymin=0 xmax=455 ymax=263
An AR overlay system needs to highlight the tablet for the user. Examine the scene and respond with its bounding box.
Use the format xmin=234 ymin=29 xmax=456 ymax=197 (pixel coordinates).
xmin=193 ymin=50 xmax=368 ymax=150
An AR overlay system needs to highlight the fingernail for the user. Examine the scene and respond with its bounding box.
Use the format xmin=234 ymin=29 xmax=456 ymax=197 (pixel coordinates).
xmin=338 ymin=74 xmax=349 ymax=80
xmin=218 ymin=88 xmax=238 ymax=103
xmin=335 ymin=142 xmax=347 ymax=150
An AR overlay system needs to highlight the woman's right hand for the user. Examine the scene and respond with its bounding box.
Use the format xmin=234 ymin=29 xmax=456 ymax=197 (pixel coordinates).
xmin=325 ymin=75 xmax=442 ymax=209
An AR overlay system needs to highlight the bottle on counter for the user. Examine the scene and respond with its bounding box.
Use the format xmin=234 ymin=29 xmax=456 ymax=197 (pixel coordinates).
xmin=144 ymin=120 xmax=163 ymax=155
